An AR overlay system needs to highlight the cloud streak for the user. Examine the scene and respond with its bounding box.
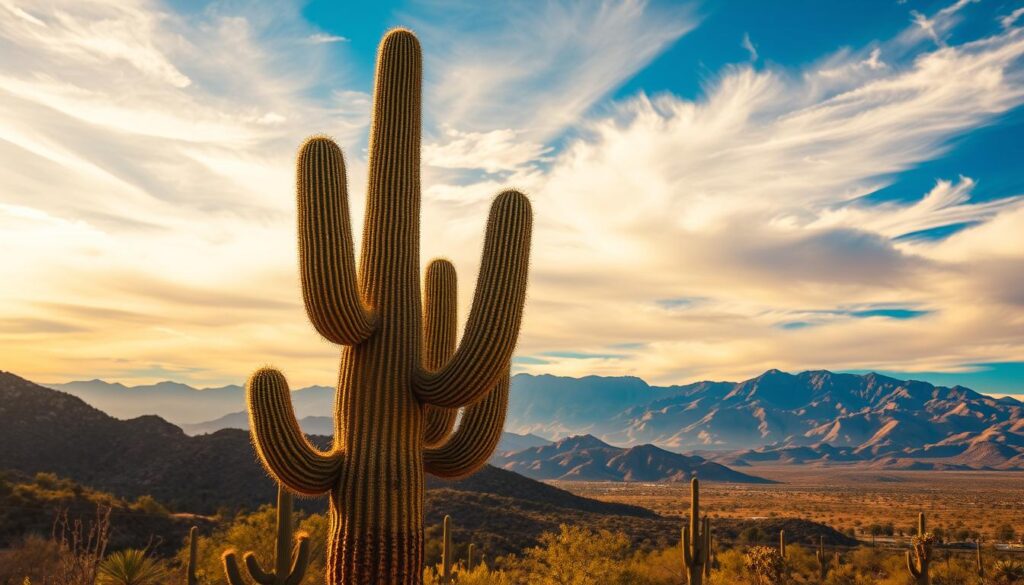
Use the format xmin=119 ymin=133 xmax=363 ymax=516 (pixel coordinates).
xmin=0 ymin=0 xmax=1023 ymax=392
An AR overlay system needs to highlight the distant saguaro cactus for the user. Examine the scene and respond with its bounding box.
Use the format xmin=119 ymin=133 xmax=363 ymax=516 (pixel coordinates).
xmin=815 ymin=536 xmax=829 ymax=581
xmin=906 ymin=512 xmax=933 ymax=585
xmin=223 ymin=487 xmax=310 ymax=585
xmin=187 ymin=527 xmax=199 ymax=585
xmin=976 ymin=539 xmax=984 ymax=578
xmin=682 ymin=478 xmax=708 ymax=585
xmin=441 ymin=515 xmax=453 ymax=584
xmin=466 ymin=543 xmax=475 ymax=572
xmin=245 ymin=28 xmax=532 ymax=585
xmin=701 ymin=517 xmax=713 ymax=579
xmin=779 ymin=529 xmax=786 ymax=558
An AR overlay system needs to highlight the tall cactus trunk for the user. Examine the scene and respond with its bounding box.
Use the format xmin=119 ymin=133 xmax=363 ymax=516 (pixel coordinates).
xmin=244 ymin=29 xmax=532 ymax=585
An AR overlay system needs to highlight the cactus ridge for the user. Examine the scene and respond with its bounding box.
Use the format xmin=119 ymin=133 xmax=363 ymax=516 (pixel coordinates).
xmin=222 ymin=487 xmax=310 ymax=585
xmin=245 ymin=27 xmax=532 ymax=585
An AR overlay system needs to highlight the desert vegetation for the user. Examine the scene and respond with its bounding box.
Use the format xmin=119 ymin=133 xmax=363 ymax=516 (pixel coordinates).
xmin=4 ymin=470 xmax=1024 ymax=585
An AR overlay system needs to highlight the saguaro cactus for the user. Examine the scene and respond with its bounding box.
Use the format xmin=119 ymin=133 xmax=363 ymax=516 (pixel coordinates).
xmin=779 ymin=529 xmax=786 ymax=558
xmin=441 ymin=515 xmax=453 ymax=584
xmin=976 ymin=539 xmax=984 ymax=578
xmin=701 ymin=517 xmax=713 ymax=579
xmin=467 ymin=543 xmax=475 ymax=572
xmin=223 ymin=487 xmax=310 ymax=585
xmin=906 ymin=512 xmax=933 ymax=585
xmin=187 ymin=526 xmax=199 ymax=585
xmin=815 ymin=536 xmax=829 ymax=581
xmin=682 ymin=478 xmax=708 ymax=585
xmin=245 ymin=28 xmax=532 ymax=585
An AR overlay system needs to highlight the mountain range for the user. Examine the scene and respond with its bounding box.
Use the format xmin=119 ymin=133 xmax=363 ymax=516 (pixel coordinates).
xmin=47 ymin=369 xmax=1024 ymax=469
xmin=1 ymin=370 xmax=820 ymax=557
xmin=492 ymin=434 xmax=772 ymax=483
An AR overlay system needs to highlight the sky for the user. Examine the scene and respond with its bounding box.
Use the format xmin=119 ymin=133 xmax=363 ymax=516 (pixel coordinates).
xmin=1 ymin=0 xmax=1024 ymax=394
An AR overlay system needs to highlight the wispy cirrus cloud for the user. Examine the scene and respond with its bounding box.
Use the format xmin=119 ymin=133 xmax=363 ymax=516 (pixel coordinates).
xmin=2 ymin=0 xmax=1024 ymax=392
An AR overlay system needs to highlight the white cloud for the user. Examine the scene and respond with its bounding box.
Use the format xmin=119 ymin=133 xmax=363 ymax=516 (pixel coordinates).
xmin=2 ymin=0 xmax=1024 ymax=390
xmin=307 ymin=32 xmax=348 ymax=44
xmin=741 ymin=32 xmax=758 ymax=62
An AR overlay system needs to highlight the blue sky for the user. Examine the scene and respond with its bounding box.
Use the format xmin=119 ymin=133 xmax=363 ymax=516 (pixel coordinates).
xmin=1 ymin=0 xmax=1024 ymax=394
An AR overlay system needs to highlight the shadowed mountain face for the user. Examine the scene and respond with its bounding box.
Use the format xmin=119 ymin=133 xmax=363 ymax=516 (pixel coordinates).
xmin=492 ymin=434 xmax=772 ymax=483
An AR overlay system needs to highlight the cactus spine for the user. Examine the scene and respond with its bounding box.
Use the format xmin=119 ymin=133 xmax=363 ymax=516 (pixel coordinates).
xmin=187 ymin=526 xmax=199 ymax=585
xmin=223 ymin=487 xmax=310 ymax=585
xmin=779 ymin=529 xmax=786 ymax=558
xmin=906 ymin=512 xmax=932 ymax=585
xmin=816 ymin=536 xmax=829 ymax=581
xmin=682 ymin=478 xmax=708 ymax=585
xmin=244 ymin=28 xmax=532 ymax=585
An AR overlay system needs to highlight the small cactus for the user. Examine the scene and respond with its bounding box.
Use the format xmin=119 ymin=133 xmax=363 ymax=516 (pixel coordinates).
xmin=222 ymin=486 xmax=310 ymax=585
xmin=701 ymin=517 xmax=713 ymax=579
xmin=441 ymin=515 xmax=453 ymax=584
xmin=906 ymin=512 xmax=933 ymax=585
xmin=681 ymin=477 xmax=708 ymax=585
xmin=815 ymin=536 xmax=829 ymax=581
xmin=779 ymin=529 xmax=786 ymax=558
xmin=467 ymin=543 xmax=475 ymax=572
xmin=187 ymin=526 xmax=199 ymax=585
xmin=976 ymin=538 xmax=984 ymax=578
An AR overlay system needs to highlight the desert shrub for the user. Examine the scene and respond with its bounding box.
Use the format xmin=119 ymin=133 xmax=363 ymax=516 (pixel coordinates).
xmin=744 ymin=545 xmax=787 ymax=585
xmin=96 ymin=549 xmax=168 ymax=585
xmin=0 ymin=534 xmax=63 ymax=585
xmin=991 ymin=559 xmax=1024 ymax=585
xmin=503 ymin=524 xmax=644 ymax=585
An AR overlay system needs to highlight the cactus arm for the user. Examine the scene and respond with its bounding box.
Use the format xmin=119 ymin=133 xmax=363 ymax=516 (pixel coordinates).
xmin=360 ymin=28 xmax=423 ymax=303
xmin=682 ymin=525 xmax=692 ymax=567
xmin=243 ymin=553 xmax=276 ymax=585
xmin=414 ymin=190 xmax=533 ymax=408
xmin=285 ymin=536 xmax=310 ymax=585
xmin=422 ymin=259 xmax=459 ymax=446
xmin=247 ymin=368 xmax=341 ymax=495
xmin=424 ymin=373 xmax=509 ymax=478
xmin=296 ymin=136 xmax=376 ymax=346
xmin=222 ymin=551 xmax=246 ymax=585
xmin=907 ymin=550 xmax=922 ymax=578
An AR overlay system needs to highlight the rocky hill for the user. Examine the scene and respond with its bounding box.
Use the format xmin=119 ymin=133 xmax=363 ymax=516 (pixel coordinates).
xmin=493 ymin=434 xmax=772 ymax=482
